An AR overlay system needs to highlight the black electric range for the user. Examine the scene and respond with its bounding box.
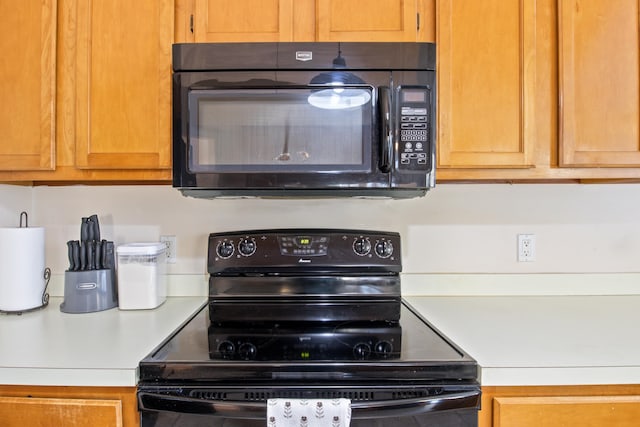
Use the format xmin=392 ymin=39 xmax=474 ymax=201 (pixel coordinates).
xmin=138 ymin=229 xmax=480 ymax=427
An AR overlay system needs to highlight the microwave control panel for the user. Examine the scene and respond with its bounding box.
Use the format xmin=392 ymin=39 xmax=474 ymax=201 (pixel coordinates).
xmin=397 ymin=87 xmax=432 ymax=172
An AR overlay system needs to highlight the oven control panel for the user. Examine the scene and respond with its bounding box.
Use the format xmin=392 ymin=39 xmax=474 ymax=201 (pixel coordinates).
xmin=208 ymin=229 xmax=401 ymax=274
xmin=209 ymin=323 xmax=401 ymax=361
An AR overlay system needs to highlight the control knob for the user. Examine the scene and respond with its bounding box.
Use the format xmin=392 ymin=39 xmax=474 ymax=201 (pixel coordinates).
xmin=353 ymin=343 xmax=371 ymax=360
xmin=374 ymin=341 xmax=394 ymax=358
xmin=217 ymin=341 xmax=236 ymax=359
xmin=216 ymin=241 xmax=234 ymax=259
xmin=238 ymin=238 xmax=257 ymax=256
xmin=353 ymin=238 xmax=371 ymax=256
xmin=374 ymin=239 xmax=394 ymax=258
xmin=238 ymin=343 xmax=257 ymax=360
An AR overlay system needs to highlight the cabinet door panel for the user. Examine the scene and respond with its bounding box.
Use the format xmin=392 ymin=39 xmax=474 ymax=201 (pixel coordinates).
xmin=559 ymin=0 xmax=640 ymax=167
xmin=0 ymin=0 xmax=56 ymax=171
xmin=75 ymin=0 xmax=172 ymax=170
xmin=438 ymin=0 xmax=537 ymax=168
xmin=317 ymin=0 xmax=418 ymax=41
xmin=0 ymin=396 xmax=122 ymax=427
xmin=194 ymin=0 xmax=294 ymax=42
xmin=494 ymin=395 xmax=640 ymax=427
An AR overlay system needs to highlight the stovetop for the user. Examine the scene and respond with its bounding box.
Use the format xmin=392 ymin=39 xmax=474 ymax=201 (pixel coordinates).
xmin=138 ymin=300 xmax=478 ymax=384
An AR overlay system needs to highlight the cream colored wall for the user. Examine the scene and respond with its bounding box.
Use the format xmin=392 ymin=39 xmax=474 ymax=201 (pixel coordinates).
xmin=7 ymin=183 xmax=637 ymax=278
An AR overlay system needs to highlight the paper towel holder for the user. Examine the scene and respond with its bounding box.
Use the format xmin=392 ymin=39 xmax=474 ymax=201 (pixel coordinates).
xmin=0 ymin=212 xmax=51 ymax=315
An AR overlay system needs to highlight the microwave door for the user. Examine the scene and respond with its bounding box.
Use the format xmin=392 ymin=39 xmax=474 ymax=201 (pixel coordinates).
xmin=187 ymin=87 xmax=374 ymax=175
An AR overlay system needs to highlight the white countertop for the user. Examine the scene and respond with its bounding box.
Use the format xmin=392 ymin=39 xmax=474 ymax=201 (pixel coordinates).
xmin=0 ymin=296 xmax=206 ymax=387
xmin=2 ymin=291 xmax=640 ymax=388
xmin=405 ymin=295 xmax=640 ymax=386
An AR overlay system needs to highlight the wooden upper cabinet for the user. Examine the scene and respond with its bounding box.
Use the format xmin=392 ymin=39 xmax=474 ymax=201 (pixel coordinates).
xmin=437 ymin=0 xmax=538 ymax=169
xmin=317 ymin=0 xmax=423 ymax=41
xmin=559 ymin=0 xmax=640 ymax=167
xmin=193 ymin=0 xmax=295 ymax=42
xmin=74 ymin=0 xmax=172 ymax=170
xmin=190 ymin=0 xmax=433 ymax=43
xmin=0 ymin=0 xmax=56 ymax=171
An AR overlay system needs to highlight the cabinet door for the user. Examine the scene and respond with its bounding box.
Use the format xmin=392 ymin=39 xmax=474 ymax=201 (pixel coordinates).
xmin=559 ymin=0 xmax=640 ymax=167
xmin=75 ymin=0 xmax=172 ymax=170
xmin=317 ymin=0 xmax=420 ymax=41
xmin=0 ymin=0 xmax=56 ymax=171
xmin=437 ymin=0 xmax=538 ymax=169
xmin=193 ymin=0 xmax=294 ymax=42
xmin=493 ymin=395 xmax=640 ymax=427
xmin=0 ymin=396 xmax=123 ymax=427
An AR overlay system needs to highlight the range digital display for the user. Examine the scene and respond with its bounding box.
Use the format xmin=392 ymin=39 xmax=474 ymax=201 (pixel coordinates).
xmin=297 ymin=237 xmax=311 ymax=246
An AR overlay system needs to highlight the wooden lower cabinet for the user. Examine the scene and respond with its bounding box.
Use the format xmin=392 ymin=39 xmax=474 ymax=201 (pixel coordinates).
xmin=0 ymin=386 xmax=138 ymax=427
xmin=481 ymin=385 xmax=640 ymax=427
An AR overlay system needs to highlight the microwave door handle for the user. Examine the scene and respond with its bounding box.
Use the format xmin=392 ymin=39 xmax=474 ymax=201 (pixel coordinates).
xmin=378 ymin=86 xmax=393 ymax=173
xmin=138 ymin=389 xmax=479 ymax=420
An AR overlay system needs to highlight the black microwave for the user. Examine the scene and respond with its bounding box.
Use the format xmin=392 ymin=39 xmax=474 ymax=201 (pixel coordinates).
xmin=172 ymin=42 xmax=436 ymax=198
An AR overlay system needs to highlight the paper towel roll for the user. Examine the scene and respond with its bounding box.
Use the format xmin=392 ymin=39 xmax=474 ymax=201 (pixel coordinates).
xmin=0 ymin=227 xmax=46 ymax=312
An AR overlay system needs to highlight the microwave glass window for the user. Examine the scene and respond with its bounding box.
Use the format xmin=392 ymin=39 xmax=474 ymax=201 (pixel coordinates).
xmin=188 ymin=89 xmax=373 ymax=173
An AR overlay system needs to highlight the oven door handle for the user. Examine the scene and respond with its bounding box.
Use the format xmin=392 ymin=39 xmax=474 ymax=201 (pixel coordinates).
xmin=138 ymin=390 xmax=480 ymax=420
xmin=352 ymin=389 xmax=480 ymax=419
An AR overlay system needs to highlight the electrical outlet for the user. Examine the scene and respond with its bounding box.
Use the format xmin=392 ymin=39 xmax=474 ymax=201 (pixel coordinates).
xmin=160 ymin=235 xmax=177 ymax=264
xmin=517 ymin=234 xmax=536 ymax=262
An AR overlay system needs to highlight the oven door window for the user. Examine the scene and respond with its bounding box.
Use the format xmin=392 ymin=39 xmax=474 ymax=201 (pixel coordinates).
xmin=187 ymin=87 xmax=374 ymax=173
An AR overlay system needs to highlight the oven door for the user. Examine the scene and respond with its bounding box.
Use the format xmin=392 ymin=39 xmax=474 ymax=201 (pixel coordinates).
xmin=138 ymin=384 xmax=480 ymax=427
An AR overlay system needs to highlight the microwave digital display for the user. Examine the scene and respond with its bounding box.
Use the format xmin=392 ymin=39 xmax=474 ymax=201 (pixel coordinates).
xmin=402 ymin=90 xmax=426 ymax=103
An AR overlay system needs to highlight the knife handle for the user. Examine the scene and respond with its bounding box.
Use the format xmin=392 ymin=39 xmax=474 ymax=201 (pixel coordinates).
xmin=95 ymin=240 xmax=102 ymax=270
xmin=103 ymin=241 xmax=115 ymax=269
xmin=89 ymin=214 xmax=101 ymax=242
xmin=67 ymin=240 xmax=75 ymax=271
xmin=71 ymin=241 xmax=80 ymax=271
xmin=79 ymin=242 xmax=87 ymax=271
xmin=81 ymin=218 xmax=90 ymax=242
xmin=100 ymin=239 xmax=107 ymax=269
xmin=87 ymin=241 xmax=95 ymax=270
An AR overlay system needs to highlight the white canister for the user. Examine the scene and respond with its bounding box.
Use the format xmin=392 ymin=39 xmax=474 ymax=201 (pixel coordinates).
xmin=116 ymin=242 xmax=167 ymax=310
xmin=0 ymin=226 xmax=47 ymax=312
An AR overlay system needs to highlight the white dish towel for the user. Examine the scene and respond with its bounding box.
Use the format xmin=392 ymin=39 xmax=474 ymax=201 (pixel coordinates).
xmin=267 ymin=398 xmax=352 ymax=427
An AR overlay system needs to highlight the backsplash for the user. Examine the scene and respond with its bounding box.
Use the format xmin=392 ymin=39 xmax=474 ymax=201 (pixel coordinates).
xmin=1 ymin=183 xmax=640 ymax=277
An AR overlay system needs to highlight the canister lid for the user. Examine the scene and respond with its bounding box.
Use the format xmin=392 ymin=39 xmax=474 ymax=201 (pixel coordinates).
xmin=116 ymin=242 xmax=166 ymax=255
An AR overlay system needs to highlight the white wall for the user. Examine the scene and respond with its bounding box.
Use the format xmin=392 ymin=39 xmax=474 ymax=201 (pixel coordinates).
xmin=10 ymin=183 xmax=638 ymax=277
xmin=0 ymin=184 xmax=32 ymax=227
